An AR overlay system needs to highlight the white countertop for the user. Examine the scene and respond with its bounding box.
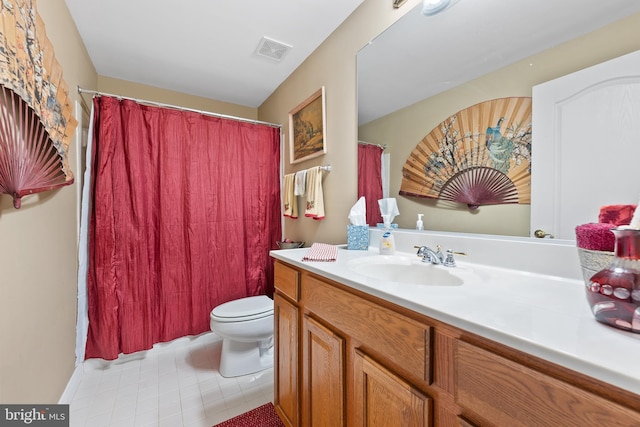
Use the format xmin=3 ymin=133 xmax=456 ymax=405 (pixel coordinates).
xmin=270 ymin=245 xmax=640 ymax=395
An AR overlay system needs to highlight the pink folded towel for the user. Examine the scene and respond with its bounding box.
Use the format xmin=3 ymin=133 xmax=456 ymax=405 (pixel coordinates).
xmin=575 ymin=223 xmax=615 ymax=252
xmin=599 ymin=204 xmax=637 ymax=227
xmin=302 ymin=243 xmax=337 ymax=262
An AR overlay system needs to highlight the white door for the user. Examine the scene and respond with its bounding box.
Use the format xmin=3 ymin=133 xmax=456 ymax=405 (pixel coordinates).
xmin=531 ymin=49 xmax=640 ymax=240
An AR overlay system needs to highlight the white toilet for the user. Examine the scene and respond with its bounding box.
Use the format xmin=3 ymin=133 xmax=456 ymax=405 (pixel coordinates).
xmin=209 ymin=295 xmax=274 ymax=377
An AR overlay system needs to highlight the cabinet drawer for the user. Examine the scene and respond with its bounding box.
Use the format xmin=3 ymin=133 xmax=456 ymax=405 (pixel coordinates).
xmin=274 ymin=261 xmax=299 ymax=301
xmin=455 ymin=340 xmax=640 ymax=426
xmin=302 ymin=275 xmax=430 ymax=384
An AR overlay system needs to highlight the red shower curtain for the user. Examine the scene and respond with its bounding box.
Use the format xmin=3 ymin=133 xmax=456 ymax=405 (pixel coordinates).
xmin=85 ymin=96 xmax=282 ymax=360
xmin=358 ymin=144 xmax=383 ymax=226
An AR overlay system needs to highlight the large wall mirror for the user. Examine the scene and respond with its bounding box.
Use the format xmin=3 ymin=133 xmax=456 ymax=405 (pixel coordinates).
xmin=358 ymin=0 xmax=640 ymax=239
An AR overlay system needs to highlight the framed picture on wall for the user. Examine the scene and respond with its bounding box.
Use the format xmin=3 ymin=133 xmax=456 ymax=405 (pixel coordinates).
xmin=289 ymin=87 xmax=326 ymax=164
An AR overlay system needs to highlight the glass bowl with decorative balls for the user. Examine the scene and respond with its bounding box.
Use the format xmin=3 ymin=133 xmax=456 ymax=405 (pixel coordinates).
xmin=585 ymin=227 xmax=640 ymax=332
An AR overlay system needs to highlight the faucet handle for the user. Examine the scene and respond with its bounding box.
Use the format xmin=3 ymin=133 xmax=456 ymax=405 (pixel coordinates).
xmin=443 ymin=249 xmax=467 ymax=267
xmin=414 ymin=245 xmax=428 ymax=256
xmin=443 ymin=250 xmax=456 ymax=267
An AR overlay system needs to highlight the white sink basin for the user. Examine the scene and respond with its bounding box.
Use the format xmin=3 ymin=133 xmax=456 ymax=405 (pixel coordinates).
xmin=347 ymin=254 xmax=465 ymax=286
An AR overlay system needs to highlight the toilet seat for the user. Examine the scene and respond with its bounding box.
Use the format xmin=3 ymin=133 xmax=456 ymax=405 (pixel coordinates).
xmin=211 ymin=295 xmax=273 ymax=323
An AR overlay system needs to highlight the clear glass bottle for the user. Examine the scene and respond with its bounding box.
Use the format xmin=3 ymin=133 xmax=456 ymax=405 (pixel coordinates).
xmin=587 ymin=228 xmax=640 ymax=333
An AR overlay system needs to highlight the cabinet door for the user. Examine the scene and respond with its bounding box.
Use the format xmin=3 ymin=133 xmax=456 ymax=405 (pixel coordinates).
xmin=354 ymin=350 xmax=432 ymax=427
xmin=302 ymin=315 xmax=345 ymax=426
xmin=274 ymin=293 xmax=299 ymax=427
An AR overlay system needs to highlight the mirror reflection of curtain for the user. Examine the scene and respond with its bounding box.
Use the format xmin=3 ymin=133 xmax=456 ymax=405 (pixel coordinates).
xmin=358 ymin=143 xmax=384 ymax=226
xmin=382 ymin=151 xmax=390 ymax=198
xmin=84 ymin=96 xmax=282 ymax=360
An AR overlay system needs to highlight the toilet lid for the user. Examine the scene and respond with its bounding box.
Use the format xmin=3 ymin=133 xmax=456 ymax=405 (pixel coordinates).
xmin=211 ymin=295 xmax=273 ymax=319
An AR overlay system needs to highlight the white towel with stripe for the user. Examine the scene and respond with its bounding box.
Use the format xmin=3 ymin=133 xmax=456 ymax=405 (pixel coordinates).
xmin=302 ymin=243 xmax=337 ymax=262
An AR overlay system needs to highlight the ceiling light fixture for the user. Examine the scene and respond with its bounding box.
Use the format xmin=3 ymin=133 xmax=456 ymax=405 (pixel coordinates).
xmin=422 ymin=0 xmax=451 ymax=16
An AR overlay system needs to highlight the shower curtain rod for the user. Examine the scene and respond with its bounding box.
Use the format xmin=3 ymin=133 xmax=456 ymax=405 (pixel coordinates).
xmin=77 ymin=86 xmax=282 ymax=129
xmin=358 ymin=140 xmax=387 ymax=149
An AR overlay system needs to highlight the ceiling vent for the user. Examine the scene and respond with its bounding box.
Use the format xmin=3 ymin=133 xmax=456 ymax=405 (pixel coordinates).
xmin=255 ymin=37 xmax=292 ymax=62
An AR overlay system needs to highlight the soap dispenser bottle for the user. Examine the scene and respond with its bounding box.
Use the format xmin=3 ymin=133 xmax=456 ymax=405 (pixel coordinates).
xmin=416 ymin=214 xmax=424 ymax=230
xmin=379 ymin=214 xmax=395 ymax=255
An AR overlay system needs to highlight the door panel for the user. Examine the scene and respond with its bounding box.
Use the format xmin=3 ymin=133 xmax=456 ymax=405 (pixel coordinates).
xmin=532 ymin=49 xmax=640 ymax=239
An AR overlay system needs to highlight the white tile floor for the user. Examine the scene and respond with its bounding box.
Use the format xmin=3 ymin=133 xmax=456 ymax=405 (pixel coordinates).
xmin=68 ymin=332 xmax=274 ymax=427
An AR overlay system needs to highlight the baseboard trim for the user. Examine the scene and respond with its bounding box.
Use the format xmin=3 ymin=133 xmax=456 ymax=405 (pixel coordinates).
xmin=58 ymin=363 xmax=84 ymax=404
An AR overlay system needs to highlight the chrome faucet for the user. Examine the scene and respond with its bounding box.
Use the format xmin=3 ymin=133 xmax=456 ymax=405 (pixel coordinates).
xmin=416 ymin=245 xmax=444 ymax=265
xmin=415 ymin=245 xmax=465 ymax=267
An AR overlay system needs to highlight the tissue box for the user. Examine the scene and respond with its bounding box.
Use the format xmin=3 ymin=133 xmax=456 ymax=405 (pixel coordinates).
xmin=347 ymin=225 xmax=369 ymax=250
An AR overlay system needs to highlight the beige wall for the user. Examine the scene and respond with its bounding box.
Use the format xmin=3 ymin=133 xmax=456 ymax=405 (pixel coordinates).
xmin=359 ymin=12 xmax=640 ymax=236
xmin=97 ymin=76 xmax=258 ymax=120
xmin=259 ymin=0 xmax=422 ymax=245
xmin=0 ymin=0 xmax=96 ymax=403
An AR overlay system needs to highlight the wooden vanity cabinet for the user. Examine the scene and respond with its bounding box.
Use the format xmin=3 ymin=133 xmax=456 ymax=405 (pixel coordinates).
xmin=301 ymin=273 xmax=433 ymax=426
xmin=273 ymin=260 xmax=640 ymax=427
xmin=274 ymin=260 xmax=436 ymax=426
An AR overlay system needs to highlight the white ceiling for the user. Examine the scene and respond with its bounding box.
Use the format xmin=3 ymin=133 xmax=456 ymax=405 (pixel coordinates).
xmin=64 ymin=0 xmax=640 ymax=119
xmin=358 ymin=0 xmax=640 ymax=124
xmin=64 ymin=0 xmax=364 ymax=108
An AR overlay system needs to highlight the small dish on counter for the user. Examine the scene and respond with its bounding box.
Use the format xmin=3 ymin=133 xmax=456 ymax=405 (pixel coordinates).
xmin=277 ymin=241 xmax=305 ymax=249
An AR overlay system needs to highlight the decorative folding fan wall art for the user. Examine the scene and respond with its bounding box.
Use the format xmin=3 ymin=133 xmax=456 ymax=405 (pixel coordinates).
xmin=0 ymin=0 xmax=77 ymax=208
xmin=399 ymin=97 xmax=532 ymax=210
